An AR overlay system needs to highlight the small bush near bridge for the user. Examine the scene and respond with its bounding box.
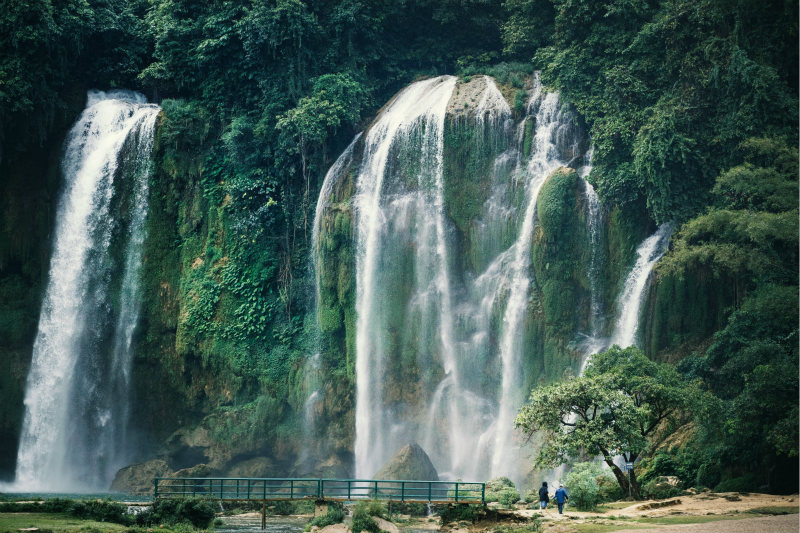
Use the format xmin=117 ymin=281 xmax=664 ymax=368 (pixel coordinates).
xmin=140 ymin=497 xmax=217 ymax=528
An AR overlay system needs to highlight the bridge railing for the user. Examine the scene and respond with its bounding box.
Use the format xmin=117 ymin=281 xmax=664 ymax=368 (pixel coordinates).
xmin=154 ymin=477 xmax=485 ymax=504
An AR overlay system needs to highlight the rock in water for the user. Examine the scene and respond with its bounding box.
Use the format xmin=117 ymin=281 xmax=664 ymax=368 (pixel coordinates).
xmin=110 ymin=459 xmax=171 ymax=494
xmin=373 ymin=443 xmax=438 ymax=480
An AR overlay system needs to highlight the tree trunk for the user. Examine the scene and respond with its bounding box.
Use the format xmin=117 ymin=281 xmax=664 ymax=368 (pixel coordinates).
xmin=599 ymin=448 xmax=642 ymax=499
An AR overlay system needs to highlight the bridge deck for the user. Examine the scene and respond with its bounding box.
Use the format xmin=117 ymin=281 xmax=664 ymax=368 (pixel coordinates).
xmin=154 ymin=477 xmax=485 ymax=504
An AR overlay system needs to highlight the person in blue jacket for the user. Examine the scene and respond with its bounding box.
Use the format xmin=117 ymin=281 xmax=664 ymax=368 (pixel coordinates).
xmin=554 ymin=484 xmax=569 ymax=514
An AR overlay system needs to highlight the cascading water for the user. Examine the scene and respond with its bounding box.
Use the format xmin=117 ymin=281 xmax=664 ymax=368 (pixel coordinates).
xmin=318 ymin=74 xmax=589 ymax=483
xmin=488 ymin=81 xmax=579 ymax=478
xmin=352 ymin=75 xmax=458 ymax=479
xmin=609 ymin=224 xmax=673 ymax=349
xmin=11 ymin=90 xmax=159 ymax=491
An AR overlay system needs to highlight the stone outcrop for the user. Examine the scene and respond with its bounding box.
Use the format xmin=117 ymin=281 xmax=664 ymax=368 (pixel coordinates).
xmin=226 ymin=456 xmax=274 ymax=478
xmin=373 ymin=443 xmax=438 ymax=480
xmin=110 ymin=459 xmax=171 ymax=494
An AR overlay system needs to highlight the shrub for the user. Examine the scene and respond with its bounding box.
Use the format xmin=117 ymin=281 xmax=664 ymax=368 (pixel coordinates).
xmin=695 ymin=463 xmax=721 ymax=489
xmin=351 ymin=502 xmax=381 ymax=533
xmin=70 ymin=499 xmax=131 ymax=525
xmin=148 ymin=497 xmax=218 ymax=528
xmin=564 ymin=462 xmax=602 ymax=511
xmin=485 ymin=477 xmax=517 ymax=503
xmin=272 ymin=500 xmax=294 ymax=515
xmin=306 ymin=502 xmax=345 ymax=530
xmin=387 ymin=501 xmax=427 ymax=516
xmin=641 ymin=477 xmax=683 ymax=500
xmin=438 ymin=504 xmax=484 ymax=523
xmin=714 ymin=474 xmax=761 ymax=493
xmin=497 ymin=489 xmax=520 ymax=507
xmin=597 ymin=474 xmax=624 ymax=503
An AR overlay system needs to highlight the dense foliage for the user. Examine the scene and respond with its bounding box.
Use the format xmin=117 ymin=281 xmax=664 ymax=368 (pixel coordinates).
xmin=515 ymin=346 xmax=692 ymax=498
xmin=0 ymin=0 xmax=795 ymax=490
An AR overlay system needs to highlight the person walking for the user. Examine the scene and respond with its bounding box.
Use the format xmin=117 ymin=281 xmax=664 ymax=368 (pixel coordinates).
xmin=538 ymin=481 xmax=549 ymax=509
xmin=554 ymin=484 xmax=569 ymax=514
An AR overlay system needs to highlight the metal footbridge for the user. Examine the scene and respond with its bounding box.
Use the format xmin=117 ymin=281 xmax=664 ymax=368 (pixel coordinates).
xmin=154 ymin=477 xmax=485 ymax=504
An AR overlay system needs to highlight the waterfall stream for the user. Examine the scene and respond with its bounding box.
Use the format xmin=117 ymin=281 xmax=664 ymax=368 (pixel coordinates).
xmin=315 ymin=75 xmax=588 ymax=483
xmin=12 ymin=91 xmax=159 ymax=491
xmin=609 ymin=224 xmax=673 ymax=349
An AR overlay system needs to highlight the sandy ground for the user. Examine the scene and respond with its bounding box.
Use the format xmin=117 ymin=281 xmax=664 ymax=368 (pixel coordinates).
xmin=513 ymin=491 xmax=799 ymax=520
xmin=223 ymin=493 xmax=799 ymax=533
xmin=477 ymin=492 xmax=798 ymax=533
xmin=605 ymin=514 xmax=798 ymax=532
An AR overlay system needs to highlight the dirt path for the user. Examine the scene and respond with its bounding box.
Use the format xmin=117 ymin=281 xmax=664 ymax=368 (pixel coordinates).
xmin=505 ymin=492 xmax=798 ymax=533
xmin=606 ymin=513 xmax=798 ymax=532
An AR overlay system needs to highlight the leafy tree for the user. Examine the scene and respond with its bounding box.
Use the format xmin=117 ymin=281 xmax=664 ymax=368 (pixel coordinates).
xmin=515 ymin=346 xmax=691 ymax=498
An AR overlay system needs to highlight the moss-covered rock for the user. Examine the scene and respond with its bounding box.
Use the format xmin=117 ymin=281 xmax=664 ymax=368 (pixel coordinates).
xmin=373 ymin=443 xmax=439 ymax=481
xmin=110 ymin=459 xmax=172 ymax=494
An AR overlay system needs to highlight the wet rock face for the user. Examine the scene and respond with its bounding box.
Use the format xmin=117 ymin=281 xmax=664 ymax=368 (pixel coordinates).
xmin=373 ymin=443 xmax=438 ymax=480
xmin=226 ymin=456 xmax=275 ymax=478
xmin=110 ymin=458 xmax=171 ymax=494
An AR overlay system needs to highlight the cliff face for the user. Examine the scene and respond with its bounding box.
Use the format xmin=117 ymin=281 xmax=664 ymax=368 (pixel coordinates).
xmin=0 ymin=75 xmax=772 ymax=486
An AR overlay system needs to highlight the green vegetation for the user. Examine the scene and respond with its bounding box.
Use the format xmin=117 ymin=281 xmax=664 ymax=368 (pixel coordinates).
xmin=0 ymin=496 xmax=217 ymax=530
xmin=306 ymin=502 xmax=345 ymax=530
xmin=563 ymin=462 xmax=621 ymax=511
xmin=0 ymin=0 xmax=795 ymax=495
xmin=350 ymin=500 xmax=387 ymax=533
xmin=516 ymin=346 xmax=691 ymax=499
xmin=0 ymin=513 xmax=133 ymax=533
xmin=485 ymin=477 xmax=520 ymax=505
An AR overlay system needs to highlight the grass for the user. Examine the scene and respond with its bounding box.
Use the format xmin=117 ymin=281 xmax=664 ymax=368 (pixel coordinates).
xmin=0 ymin=512 xmax=210 ymax=533
xmin=0 ymin=512 xmax=131 ymax=532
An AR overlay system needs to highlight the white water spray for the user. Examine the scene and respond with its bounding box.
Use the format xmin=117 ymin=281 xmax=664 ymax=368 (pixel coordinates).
xmin=12 ymin=91 xmax=159 ymax=491
xmin=609 ymin=224 xmax=673 ymax=349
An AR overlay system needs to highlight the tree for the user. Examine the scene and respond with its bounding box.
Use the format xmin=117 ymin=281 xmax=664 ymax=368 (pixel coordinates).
xmin=515 ymin=346 xmax=691 ymax=499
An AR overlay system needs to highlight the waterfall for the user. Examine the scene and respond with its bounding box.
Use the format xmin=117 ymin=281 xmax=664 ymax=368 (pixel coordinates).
xmin=489 ymin=80 xmax=578 ymax=478
xmin=353 ymin=75 xmax=457 ymax=479
xmin=609 ymin=223 xmax=673 ymax=349
xmin=334 ymin=73 xmax=588 ymax=482
xmin=12 ymin=90 xmax=159 ymax=491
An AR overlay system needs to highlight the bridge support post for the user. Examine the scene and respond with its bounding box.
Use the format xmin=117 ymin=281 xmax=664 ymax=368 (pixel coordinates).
xmin=261 ymin=501 xmax=266 ymax=530
xmin=314 ymin=501 xmax=328 ymax=517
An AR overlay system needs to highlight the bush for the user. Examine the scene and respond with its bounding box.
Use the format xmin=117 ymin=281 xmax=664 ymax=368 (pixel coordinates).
xmin=714 ymin=474 xmax=761 ymax=493
xmin=695 ymin=463 xmax=721 ymax=489
xmin=387 ymin=501 xmax=428 ymax=516
xmin=597 ymin=474 xmax=624 ymax=503
xmin=564 ymin=462 xmax=602 ymax=511
xmin=641 ymin=477 xmax=683 ymax=500
xmin=485 ymin=477 xmax=517 ymax=503
xmin=272 ymin=500 xmax=294 ymax=515
xmin=148 ymin=497 xmax=218 ymax=528
xmin=497 ymin=489 xmax=520 ymax=507
xmin=351 ymin=501 xmax=382 ymax=533
xmin=438 ymin=504 xmax=485 ymax=524
xmin=70 ymin=499 xmax=131 ymax=525
xmin=306 ymin=502 xmax=345 ymax=530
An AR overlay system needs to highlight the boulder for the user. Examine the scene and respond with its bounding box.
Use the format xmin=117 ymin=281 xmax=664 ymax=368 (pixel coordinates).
xmin=171 ymin=463 xmax=212 ymax=477
xmin=110 ymin=459 xmax=172 ymax=494
xmin=373 ymin=443 xmax=438 ymax=480
xmin=226 ymin=456 xmax=274 ymax=478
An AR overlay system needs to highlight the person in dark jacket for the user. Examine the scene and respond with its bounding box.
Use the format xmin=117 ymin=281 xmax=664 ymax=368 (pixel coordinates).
xmin=538 ymin=481 xmax=549 ymax=509
xmin=554 ymin=484 xmax=569 ymax=514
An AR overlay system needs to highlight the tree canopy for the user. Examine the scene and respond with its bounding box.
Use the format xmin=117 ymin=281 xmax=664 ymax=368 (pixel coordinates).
xmin=515 ymin=346 xmax=692 ymax=498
